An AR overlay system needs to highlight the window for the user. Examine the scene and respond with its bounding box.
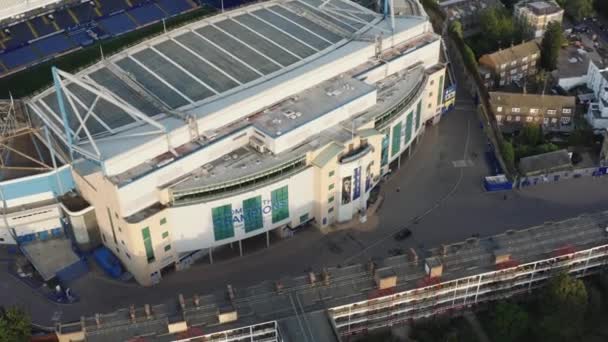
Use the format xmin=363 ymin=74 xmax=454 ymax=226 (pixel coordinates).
xmin=428 ymin=103 xmax=432 ymax=109
xmin=510 ymin=69 xmax=517 ymax=75
xmin=511 ymin=107 xmax=521 ymax=113
xmin=118 ymin=227 xmax=122 ymax=233
xmin=243 ymin=195 xmax=263 ymax=232
xmin=547 ymin=109 xmax=557 ymax=115
xmin=522 ymin=56 xmax=528 ymax=62
xmin=142 ymin=227 xmax=155 ymax=263
xmin=429 ymin=92 xmax=433 ymax=97
xmin=102 ymin=233 xmax=107 ymax=243
xmin=485 ymin=73 xmax=490 ymax=79
xmin=531 ymin=53 xmax=538 ymax=58
xmin=515 ymin=116 xmax=521 ymax=122
xmin=116 ymin=248 xmax=120 ymax=254
xmin=526 ymin=116 xmax=533 ymax=122
xmin=506 ymin=115 xmax=512 ymax=121
xmin=522 ymin=64 xmax=528 ymax=70
xmin=501 ymin=63 xmax=507 ymax=69
xmin=405 ymin=111 xmax=413 ymax=143
xmin=562 ymin=108 xmax=572 ymax=114
xmin=162 ymin=231 xmax=169 ymax=239
xmin=500 ymin=71 xmax=506 ymax=77
xmin=126 ymin=253 xmax=131 ymax=259
xmin=529 ymin=108 xmax=538 ymax=114
xmin=496 ymin=115 xmax=503 ymax=122
xmin=391 ymin=122 xmax=402 ymax=157
xmin=329 ymin=170 xmax=335 ymax=177
xmin=430 ymin=80 xmax=434 ymax=85
xmin=510 ymin=61 xmax=517 ymax=66
xmin=415 ymin=101 xmax=422 ymax=130
xmin=328 ymin=184 xmax=334 ymax=190
xmin=300 ymin=213 xmax=309 ymax=224
xmin=160 ymin=218 xmax=167 ymax=225
xmin=106 ymin=207 xmax=118 ymax=244
xmin=164 ymin=245 xmax=171 ymax=252
xmin=212 ymin=205 xmax=234 ymax=241
xmin=497 ymin=106 xmax=503 ymax=112
xmin=328 ymin=196 xmax=334 ymax=203
xmin=437 ymin=75 xmax=444 ymax=106
xmin=328 ymin=207 xmax=334 ymax=213
xmin=543 ymin=117 xmax=549 ymax=124
xmin=121 ymin=240 xmax=125 ymax=245
xmin=271 ymin=186 xmax=289 ymax=223
xmin=115 ymin=212 xmax=119 ymax=219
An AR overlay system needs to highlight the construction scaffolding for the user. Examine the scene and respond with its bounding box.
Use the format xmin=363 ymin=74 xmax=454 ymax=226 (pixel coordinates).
xmin=56 ymin=211 xmax=608 ymax=342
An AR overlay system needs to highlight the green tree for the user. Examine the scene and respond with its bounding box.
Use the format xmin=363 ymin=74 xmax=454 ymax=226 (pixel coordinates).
xmin=491 ymin=302 xmax=529 ymax=342
xmin=563 ymin=0 xmax=594 ymax=21
xmin=501 ymin=140 xmax=515 ymax=170
xmin=449 ymin=20 xmax=464 ymax=40
xmin=522 ymin=124 xmax=543 ymax=146
xmin=540 ymin=22 xmax=564 ymax=70
xmin=478 ymin=8 xmax=524 ymax=53
xmin=539 ymin=273 xmax=588 ymax=341
xmin=0 ymin=307 xmax=30 ymax=342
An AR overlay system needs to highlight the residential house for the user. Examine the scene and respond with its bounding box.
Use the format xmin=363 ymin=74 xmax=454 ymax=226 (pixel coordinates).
xmin=489 ymin=91 xmax=575 ymax=132
xmin=514 ymin=0 xmax=564 ymax=38
xmin=479 ymin=41 xmax=540 ymax=89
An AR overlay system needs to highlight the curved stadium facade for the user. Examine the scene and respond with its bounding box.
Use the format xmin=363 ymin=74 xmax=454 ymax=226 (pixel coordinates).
xmin=27 ymin=0 xmax=446 ymax=285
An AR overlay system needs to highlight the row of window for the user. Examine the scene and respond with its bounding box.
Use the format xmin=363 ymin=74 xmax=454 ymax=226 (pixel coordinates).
xmin=496 ymin=115 xmax=571 ymax=125
xmin=496 ymin=106 xmax=572 ymax=114
xmin=499 ymin=54 xmax=538 ymax=69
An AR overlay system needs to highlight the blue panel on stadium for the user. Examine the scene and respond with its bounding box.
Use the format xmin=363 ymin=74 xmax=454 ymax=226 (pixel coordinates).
xmin=98 ymin=13 xmax=137 ymax=36
xmin=31 ymin=34 xmax=75 ymax=57
xmin=157 ymin=0 xmax=194 ymax=16
xmin=98 ymin=0 xmax=130 ymax=16
xmin=53 ymin=10 xmax=77 ymax=30
xmin=0 ymin=46 xmax=39 ymax=69
xmin=71 ymin=3 xmax=99 ymax=23
xmin=5 ymin=22 xmax=36 ymax=43
xmin=30 ymin=17 xmax=58 ymax=37
xmin=200 ymin=0 xmax=245 ymax=10
xmin=129 ymin=3 xmax=165 ymax=25
xmin=70 ymin=30 xmax=95 ymax=46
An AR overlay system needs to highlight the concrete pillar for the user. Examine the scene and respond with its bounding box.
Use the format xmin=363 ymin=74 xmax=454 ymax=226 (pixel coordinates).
xmin=397 ymin=155 xmax=401 ymax=169
xmin=266 ymin=231 xmax=270 ymax=248
xmin=209 ymin=247 xmax=213 ymax=264
xmin=239 ymin=240 xmax=243 ymax=257
xmin=408 ymin=146 xmax=412 ymax=157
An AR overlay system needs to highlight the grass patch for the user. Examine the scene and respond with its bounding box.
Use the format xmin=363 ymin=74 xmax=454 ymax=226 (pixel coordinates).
xmin=0 ymin=6 xmax=216 ymax=98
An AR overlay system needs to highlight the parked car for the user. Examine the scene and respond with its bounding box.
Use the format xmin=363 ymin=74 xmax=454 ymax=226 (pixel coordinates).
xmin=394 ymin=228 xmax=412 ymax=241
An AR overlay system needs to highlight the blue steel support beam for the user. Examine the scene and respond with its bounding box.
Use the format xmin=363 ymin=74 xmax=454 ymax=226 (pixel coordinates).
xmin=52 ymin=66 xmax=74 ymax=161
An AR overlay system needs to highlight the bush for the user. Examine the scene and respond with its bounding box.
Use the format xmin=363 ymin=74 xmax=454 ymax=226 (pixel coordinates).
xmin=501 ymin=140 xmax=515 ymax=169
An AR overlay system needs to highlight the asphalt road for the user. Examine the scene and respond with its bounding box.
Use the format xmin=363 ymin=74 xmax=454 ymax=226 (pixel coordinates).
xmin=3 ymin=59 xmax=608 ymax=327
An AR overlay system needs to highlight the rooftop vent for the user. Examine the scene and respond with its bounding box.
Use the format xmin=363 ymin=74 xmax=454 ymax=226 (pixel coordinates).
xmin=375 ymin=269 xmax=397 ymax=290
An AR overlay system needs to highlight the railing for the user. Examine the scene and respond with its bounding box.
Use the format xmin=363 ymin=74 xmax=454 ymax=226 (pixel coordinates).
xmin=171 ymin=156 xmax=307 ymax=205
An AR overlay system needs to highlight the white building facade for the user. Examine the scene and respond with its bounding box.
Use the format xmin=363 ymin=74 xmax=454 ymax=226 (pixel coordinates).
xmin=585 ymin=60 xmax=608 ymax=130
xmin=28 ymin=0 xmax=447 ymax=285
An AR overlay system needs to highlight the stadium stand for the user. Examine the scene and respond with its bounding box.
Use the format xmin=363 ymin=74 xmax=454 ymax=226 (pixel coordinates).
xmin=31 ymin=34 xmax=76 ymax=57
xmin=0 ymin=0 xmax=225 ymax=78
xmin=97 ymin=12 xmax=137 ymax=36
xmin=128 ymin=3 xmax=166 ymax=26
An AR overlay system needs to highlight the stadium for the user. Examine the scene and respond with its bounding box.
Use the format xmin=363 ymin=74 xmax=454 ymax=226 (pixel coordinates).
xmin=1 ymin=0 xmax=447 ymax=286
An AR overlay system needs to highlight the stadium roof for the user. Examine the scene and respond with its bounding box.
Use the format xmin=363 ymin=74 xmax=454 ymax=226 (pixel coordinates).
xmin=28 ymin=0 xmax=385 ymax=161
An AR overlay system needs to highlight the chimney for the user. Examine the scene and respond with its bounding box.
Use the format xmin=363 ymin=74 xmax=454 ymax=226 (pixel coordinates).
xmin=144 ymin=304 xmax=152 ymax=320
xmin=441 ymin=244 xmax=448 ymax=257
xmin=178 ymin=294 xmax=185 ymax=311
xmin=308 ymin=271 xmax=317 ymax=286
xmin=226 ymin=284 xmax=235 ymax=301
xmin=194 ymin=294 xmax=200 ymax=307
xmin=94 ymin=314 xmax=101 ymax=328
xmin=408 ymin=248 xmax=418 ymax=263
xmin=275 ymin=281 xmax=284 ymax=294
xmin=129 ymin=305 xmax=136 ymax=323
xmin=367 ymin=260 xmax=376 ymax=275
xmin=424 ymin=257 xmax=443 ymax=278
xmin=322 ymin=268 xmax=330 ymax=286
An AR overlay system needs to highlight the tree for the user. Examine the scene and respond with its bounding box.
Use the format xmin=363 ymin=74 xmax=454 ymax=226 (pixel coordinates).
xmin=540 ymin=22 xmax=563 ymax=71
xmin=563 ymin=0 xmax=594 ymax=21
xmin=491 ymin=302 xmax=529 ymax=342
xmin=0 ymin=307 xmax=30 ymax=342
xmin=501 ymin=140 xmax=515 ymax=170
xmin=449 ymin=20 xmax=464 ymax=40
xmin=539 ymin=273 xmax=588 ymax=341
xmin=478 ymin=8 xmax=524 ymax=53
xmin=522 ymin=124 xmax=543 ymax=146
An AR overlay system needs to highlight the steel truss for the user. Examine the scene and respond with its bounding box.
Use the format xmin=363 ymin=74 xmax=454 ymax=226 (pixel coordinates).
xmin=27 ymin=67 xmax=167 ymax=163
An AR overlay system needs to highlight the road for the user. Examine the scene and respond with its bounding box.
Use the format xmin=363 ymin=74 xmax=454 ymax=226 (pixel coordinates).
xmin=3 ymin=57 xmax=608 ymax=328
